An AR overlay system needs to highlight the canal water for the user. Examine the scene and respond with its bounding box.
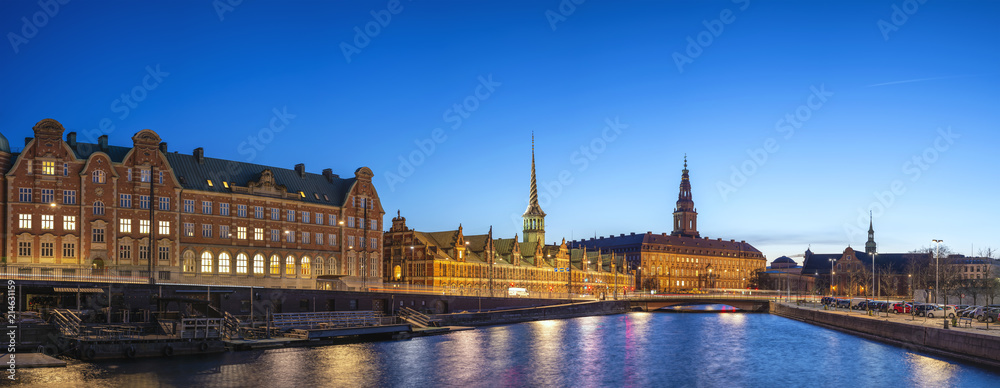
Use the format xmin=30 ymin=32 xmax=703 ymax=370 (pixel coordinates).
xmin=15 ymin=312 xmax=1000 ymax=387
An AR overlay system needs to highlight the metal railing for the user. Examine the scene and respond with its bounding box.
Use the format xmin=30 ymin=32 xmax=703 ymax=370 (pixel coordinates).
xmin=270 ymin=311 xmax=390 ymax=330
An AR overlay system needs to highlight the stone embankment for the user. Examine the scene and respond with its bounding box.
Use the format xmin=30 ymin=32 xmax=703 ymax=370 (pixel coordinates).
xmin=771 ymin=303 xmax=1000 ymax=369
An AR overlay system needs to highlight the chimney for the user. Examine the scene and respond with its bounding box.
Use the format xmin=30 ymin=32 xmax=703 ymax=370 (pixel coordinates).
xmin=193 ymin=147 xmax=204 ymax=163
xmin=159 ymin=142 xmax=168 ymax=153
xmin=98 ymin=135 xmax=108 ymax=152
xmin=322 ymin=168 xmax=334 ymax=182
xmin=295 ymin=163 xmax=305 ymax=178
xmin=67 ymin=132 xmax=77 ymax=148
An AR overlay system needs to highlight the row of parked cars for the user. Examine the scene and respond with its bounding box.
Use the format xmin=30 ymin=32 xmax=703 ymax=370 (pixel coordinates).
xmin=820 ymin=297 xmax=1000 ymax=322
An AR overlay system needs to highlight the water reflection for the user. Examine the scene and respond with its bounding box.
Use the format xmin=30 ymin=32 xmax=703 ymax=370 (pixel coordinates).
xmin=16 ymin=314 xmax=1000 ymax=387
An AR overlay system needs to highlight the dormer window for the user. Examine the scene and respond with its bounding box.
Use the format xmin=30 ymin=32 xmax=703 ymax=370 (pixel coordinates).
xmin=223 ymin=181 xmax=229 ymax=188
xmin=299 ymin=191 xmax=305 ymax=198
xmin=207 ymin=179 xmax=214 ymax=187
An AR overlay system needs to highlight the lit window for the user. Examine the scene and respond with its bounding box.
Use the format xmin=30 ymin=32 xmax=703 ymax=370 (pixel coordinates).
xmin=236 ymin=253 xmax=248 ymax=274
xmin=299 ymin=191 xmax=305 ymax=198
xmin=18 ymin=214 xmax=32 ymax=229
xmin=285 ymin=256 xmax=295 ymax=276
xmin=301 ymin=257 xmax=310 ymax=276
xmin=218 ymin=252 xmax=231 ymax=273
xmin=270 ymin=255 xmax=280 ymax=275
xmin=119 ymin=219 xmax=132 ymax=233
xmin=158 ymin=221 xmax=170 ymax=235
xmin=223 ymin=181 xmax=229 ymax=188
xmin=63 ymin=216 xmax=76 ymax=230
xmin=254 ymin=227 xmax=263 ymax=241
xmin=139 ymin=219 xmax=150 ymax=234
xmin=184 ymin=222 xmax=194 ymax=237
xmin=201 ymin=252 xmax=214 ymax=273
xmin=207 ymin=179 xmax=214 ymax=187
xmin=92 ymin=170 xmax=106 ymax=183
xmin=253 ymin=254 xmax=264 ymax=274
xmin=42 ymin=161 xmax=55 ymax=175
xmin=236 ymin=226 xmax=247 ymax=239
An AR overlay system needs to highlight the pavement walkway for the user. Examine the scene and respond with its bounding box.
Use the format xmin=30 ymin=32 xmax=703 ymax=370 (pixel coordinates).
xmin=784 ymin=301 xmax=1000 ymax=337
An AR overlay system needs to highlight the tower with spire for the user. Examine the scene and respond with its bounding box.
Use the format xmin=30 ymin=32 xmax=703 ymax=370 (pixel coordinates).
xmin=865 ymin=211 xmax=877 ymax=255
xmin=523 ymin=133 xmax=546 ymax=245
xmin=671 ymin=155 xmax=699 ymax=238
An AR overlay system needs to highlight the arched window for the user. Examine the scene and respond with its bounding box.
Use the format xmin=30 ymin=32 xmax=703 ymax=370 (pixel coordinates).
xmin=182 ymin=251 xmax=196 ymax=272
xmin=93 ymin=201 xmax=105 ymax=215
xmin=301 ymin=256 xmax=310 ymax=276
xmin=218 ymin=252 xmax=231 ymax=273
xmin=253 ymin=254 xmax=264 ymax=275
xmin=329 ymin=257 xmax=338 ymax=275
xmin=270 ymin=254 xmax=280 ymax=275
xmin=236 ymin=253 xmax=248 ymax=274
xmin=201 ymin=251 xmax=213 ymax=273
xmin=285 ymin=255 xmax=296 ymax=277
xmin=92 ymin=170 xmax=106 ymax=184
xmin=314 ymin=257 xmax=324 ymax=276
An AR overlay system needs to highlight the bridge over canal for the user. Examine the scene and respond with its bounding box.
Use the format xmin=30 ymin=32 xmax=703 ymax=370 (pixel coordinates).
xmin=629 ymin=294 xmax=777 ymax=312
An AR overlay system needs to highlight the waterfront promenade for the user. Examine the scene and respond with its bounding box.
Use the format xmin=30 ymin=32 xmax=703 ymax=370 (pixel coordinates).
xmin=771 ymin=300 xmax=1000 ymax=369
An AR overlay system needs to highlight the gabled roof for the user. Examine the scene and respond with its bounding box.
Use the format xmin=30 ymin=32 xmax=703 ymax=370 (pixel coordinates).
xmin=164 ymin=152 xmax=355 ymax=206
xmin=67 ymin=141 xmax=358 ymax=207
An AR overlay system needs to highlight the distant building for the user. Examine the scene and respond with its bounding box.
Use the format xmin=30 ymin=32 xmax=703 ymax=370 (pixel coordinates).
xmin=945 ymin=255 xmax=1000 ymax=280
xmin=381 ymin=137 xmax=630 ymax=297
xmin=799 ymin=218 xmax=926 ymax=297
xmin=1 ymin=119 xmax=383 ymax=290
xmin=764 ymin=256 xmax=815 ymax=294
xmin=571 ymin=157 xmax=767 ymax=292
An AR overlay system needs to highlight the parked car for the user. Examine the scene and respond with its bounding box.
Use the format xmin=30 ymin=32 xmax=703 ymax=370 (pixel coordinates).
xmin=850 ymin=298 xmax=871 ymax=310
xmin=913 ymin=304 xmax=936 ymax=316
xmin=836 ymin=299 xmax=851 ymax=308
xmin=959 ymin=306 xmax=980 ymax=318
xmin=976 ymin=307 xmax=1000 ymax=323
xmin=925 ymin=305 xmax=957 ymax=319
xmin=891 ymin=302 xmax=911 ymax=314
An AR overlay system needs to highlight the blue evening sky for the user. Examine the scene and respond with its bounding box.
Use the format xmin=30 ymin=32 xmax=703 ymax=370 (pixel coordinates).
xmin=2 ymin=0 xmax=998 ymax=263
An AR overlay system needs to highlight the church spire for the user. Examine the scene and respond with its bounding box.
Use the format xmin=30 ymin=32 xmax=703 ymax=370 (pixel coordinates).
xmin=865 ymin=211 xmax=877 ymax=254
xmin=523 ymin=133 xmax=546 ymax=244
xmin=671 ymin=154 xmax=699 ymax=238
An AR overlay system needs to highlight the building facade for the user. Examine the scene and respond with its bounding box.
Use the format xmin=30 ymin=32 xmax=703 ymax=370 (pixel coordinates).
xmin=571 ymin=157 xmax=767 ymax=292
xmin=1 ymin=119 xmax=384 ymax=290
xmin=381 ymin=138 xmax=631 ymax=297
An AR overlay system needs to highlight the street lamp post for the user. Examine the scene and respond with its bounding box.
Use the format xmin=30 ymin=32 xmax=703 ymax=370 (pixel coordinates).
xmin=829 ymin=258 xmax=836 ymax=296
xmin=933 ymin=239 xmax=946 ymax=329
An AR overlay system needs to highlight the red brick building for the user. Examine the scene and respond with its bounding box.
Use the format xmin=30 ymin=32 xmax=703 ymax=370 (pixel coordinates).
xmin=1 ymin=119 xmax=383 ymax=290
